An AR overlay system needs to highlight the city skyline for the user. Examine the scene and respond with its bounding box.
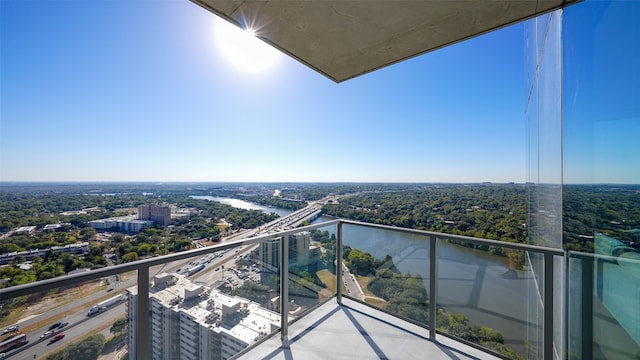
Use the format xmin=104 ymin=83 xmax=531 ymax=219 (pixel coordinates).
xmin=1 ymin=1 xmax=637 ymax=184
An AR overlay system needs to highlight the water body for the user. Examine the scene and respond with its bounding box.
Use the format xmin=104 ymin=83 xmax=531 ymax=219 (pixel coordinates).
xmin=197 ymin=202 xmax=528 ymax=354
xmin=190 ymin=196 xmax=293 ymax=217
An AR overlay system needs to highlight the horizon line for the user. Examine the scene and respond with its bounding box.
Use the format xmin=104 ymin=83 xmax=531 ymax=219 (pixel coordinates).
xmin=1 ymin=181 xmax=638 ymax=186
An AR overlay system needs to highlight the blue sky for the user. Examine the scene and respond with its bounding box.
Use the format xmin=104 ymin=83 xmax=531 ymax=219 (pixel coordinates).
xmin=0 ymin=1 xmax=636 ymax=183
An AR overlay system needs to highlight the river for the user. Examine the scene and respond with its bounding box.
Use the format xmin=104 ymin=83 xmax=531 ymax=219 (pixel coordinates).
xmin=190 ymin=196 xmax=294 ymax=217
xmin=193 ymin=197 xmax=529 ymax=355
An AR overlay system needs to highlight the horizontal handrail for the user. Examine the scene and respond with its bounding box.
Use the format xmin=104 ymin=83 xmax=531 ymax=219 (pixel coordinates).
xmin=568 ymin=249 xmax=640 ymax=263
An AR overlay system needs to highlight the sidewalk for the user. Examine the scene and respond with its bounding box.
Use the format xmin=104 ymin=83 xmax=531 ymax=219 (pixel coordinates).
xmin=98 ymin=339 xmax=127 ymax=360
xmin=98 ymin=348 xmax=127 ymax=360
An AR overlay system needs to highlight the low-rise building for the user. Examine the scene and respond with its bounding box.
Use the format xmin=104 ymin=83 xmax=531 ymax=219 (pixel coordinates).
xmin=42 ymin=223 xmax=72 ymax=231
xmin=0 ymin=242 xmax=90 ymax=265
xmin=88 ymin=216 xmax=152 ymax=233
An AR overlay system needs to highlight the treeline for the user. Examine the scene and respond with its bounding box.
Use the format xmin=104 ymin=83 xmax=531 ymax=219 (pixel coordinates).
xmin=323 ymin=184 xmax=527 ymax=243
xmin=0 ymin=227 xmax=97 ymax=254
xmin=0 ymin=193 xmax=149 ymax=232
xmin=248 ymin=195 xmax=307 ymax=211
xmin=0 ymin=242 xmax=106 ymax=287
xmin=323 ymin=183 xmax=640 ymax=253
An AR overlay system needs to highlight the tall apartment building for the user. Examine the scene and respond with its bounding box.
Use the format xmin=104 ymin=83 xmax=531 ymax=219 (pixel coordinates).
xmin=138 ymin=204 xmax=171 ymax=226
xmin=127 ymin=273 xmax=281 ymax=360
xmin=126 ymin=287 xmax=139 ymax=359
xmin=259 ymin=231 xmax=319 ymax=273
xmin=258 ymin=238 xmax=280 ymax=276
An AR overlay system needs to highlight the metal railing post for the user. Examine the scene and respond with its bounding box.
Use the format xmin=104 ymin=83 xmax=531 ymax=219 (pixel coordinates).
xmin=336 ymin=221 xmax=343 ymax=303
xmin=563 ymin=249 xmax=569 ymax=360
xmin=580 ymin=254 xmax=593 ymax=359
xmin=137 ymin=265 xmax=151 ymax=360
xmin=544 ymin=253 xmax=554 ymax=360
xmin=280 ymin=235 xmax=289 ymax=342
xmin=429 ymin=236 xmax=437 ymax=340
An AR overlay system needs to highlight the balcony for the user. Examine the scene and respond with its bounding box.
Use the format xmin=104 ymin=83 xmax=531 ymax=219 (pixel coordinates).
xmin=1 ymin=219 xmax=638 ymax=360
xmin=237 ymin=296 xmax=499 ymax=360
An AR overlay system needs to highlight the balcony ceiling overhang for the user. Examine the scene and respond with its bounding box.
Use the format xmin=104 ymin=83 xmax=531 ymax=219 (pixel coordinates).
xmin=192 ymin=0 xmax=577 ymax=83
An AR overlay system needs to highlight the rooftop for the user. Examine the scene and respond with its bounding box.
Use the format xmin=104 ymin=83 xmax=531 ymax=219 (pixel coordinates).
xmin=148 ymin=273 xmax=281 ymax=346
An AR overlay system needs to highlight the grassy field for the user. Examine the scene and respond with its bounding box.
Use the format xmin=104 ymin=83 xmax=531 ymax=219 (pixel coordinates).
xmin=364 ymin=297 xmax=387 ymax=307
xmin=316 ymin=269 xmax=336 ymax=292
xmin=355 ymin=275 xmax=376 ymax=297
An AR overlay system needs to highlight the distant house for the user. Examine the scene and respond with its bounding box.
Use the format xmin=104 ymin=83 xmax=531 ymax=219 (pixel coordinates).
xmin=43 ymin=223 xmax=71 ymax=231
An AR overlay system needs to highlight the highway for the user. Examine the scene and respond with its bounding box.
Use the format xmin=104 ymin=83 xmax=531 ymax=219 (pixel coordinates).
xmin=7 ymin=305 xmax=126 ymax=360
xmin=234 ymin=203 xmax=323 ymax=239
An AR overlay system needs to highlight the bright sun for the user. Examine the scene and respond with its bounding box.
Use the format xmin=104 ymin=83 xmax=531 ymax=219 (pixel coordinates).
xmin=215 ymin=18 xmax=280 ymax=73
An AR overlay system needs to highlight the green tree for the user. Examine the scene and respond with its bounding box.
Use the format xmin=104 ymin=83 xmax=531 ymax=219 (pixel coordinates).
xmin=121 ymin=252 xmax=138 ymax=263
xmin=110 ymin=317 xmax=127 ymax=335
xmin=79 ymin=227 xmax=97 ymax=241
xmin=111 ymin=233 xmax=126 ymax=243
xmin=346 ymin=249 xmax=374 ymax=276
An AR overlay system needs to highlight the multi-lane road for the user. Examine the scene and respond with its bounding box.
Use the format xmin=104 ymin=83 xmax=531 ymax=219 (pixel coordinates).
xmin=6 ymin=304 xmax=126 ymax=360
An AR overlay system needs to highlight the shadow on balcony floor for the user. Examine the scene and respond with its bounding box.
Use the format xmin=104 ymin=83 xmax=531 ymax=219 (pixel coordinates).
xmin=237 ymin=297 xmax=501 ymax=360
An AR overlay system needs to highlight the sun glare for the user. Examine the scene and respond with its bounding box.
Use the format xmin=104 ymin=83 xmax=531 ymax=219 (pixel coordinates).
xmin=215 ymin=18 xmax=280 ymax=73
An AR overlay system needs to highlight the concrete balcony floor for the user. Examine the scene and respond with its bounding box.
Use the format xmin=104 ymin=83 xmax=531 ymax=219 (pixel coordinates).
xmin=238 ymin=297 xmax=501 ymax=360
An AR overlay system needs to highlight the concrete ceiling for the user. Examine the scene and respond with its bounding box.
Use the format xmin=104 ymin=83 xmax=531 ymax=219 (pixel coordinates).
xmin=192 ymin=0 xmax=577 ymax=83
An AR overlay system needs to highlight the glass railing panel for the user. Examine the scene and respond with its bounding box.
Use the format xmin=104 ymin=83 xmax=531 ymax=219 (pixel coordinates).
xmin=436 ymin=237 xmax=528 ymax=360
xmin=145 ymin=243 xmax=280 ymax=360
xmin=0 ymin=274 xmax=130 ymax=360
xmin=524 ymin=250 xmax=544 ymax=358
xmin=286 ymin=224 xmax=338 ymax=321
xmin=341 ymin=223 xmax=432 ymax=325
xmin=567 ymin=251 xmax=640 ymax=360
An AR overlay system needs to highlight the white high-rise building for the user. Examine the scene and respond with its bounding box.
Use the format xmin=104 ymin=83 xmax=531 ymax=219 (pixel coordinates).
xmin=127 ymin=273 xmax=281 ymax=360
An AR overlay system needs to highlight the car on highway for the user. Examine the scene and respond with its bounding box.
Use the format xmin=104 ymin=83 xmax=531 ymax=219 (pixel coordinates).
xmin=40 ymin=330 xmax=53 ymax=338
xmin=48 ymin=322 xmax=62 ymax=331
xmin=48 ymin=333 xmax=65 ymax=344
xmin=1 ymin=325 xmax=18 ymax=335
